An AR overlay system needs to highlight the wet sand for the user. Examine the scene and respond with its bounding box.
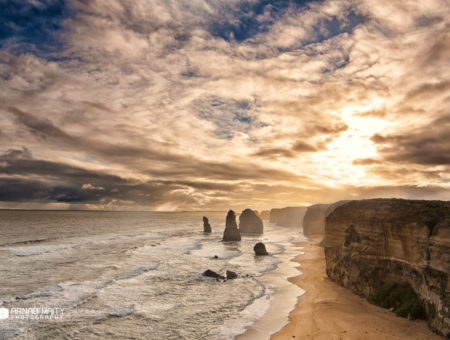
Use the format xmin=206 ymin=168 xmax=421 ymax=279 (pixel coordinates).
xmin=270 ymin=237 xmax=442 ymax=340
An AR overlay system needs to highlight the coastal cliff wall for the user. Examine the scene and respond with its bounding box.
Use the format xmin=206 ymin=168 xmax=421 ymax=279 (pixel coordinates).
xmin=303 ymin=201 xmax=348 ymax=236
xmin=269 ymin=207 xmax=307 ymax=228
xmin=302 ymin=204 xmax=330 ymax=236
xmin=325 ymin=199 xmax=450 ymax=336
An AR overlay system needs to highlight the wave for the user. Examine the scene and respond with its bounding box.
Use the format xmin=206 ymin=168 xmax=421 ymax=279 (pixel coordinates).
xmin=108 ymin=304 xmax=135 ymax=317
xmin=17 ymin=284 xmax=64 ymax=300
xmin=7 ymin=244 xmax=75 ymax=257
xmin=114 ymin=264 xmax=159 ymax=281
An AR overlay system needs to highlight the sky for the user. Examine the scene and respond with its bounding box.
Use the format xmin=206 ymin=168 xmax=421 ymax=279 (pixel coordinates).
xmin=0 ymin=0 xmax=449 ymax=211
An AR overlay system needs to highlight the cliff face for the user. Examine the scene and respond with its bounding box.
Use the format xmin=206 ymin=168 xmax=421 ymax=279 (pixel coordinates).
xmin=259 ymin=210 xmax=270 ymax=220
xmin=325 ymin=199 xmax=450 ymax=336
xmin=303 ymin=201 xmax=349 ymax=236
xmin=269 ymin=207 xmax=307 ymax=228
xmin=302 ymin=204 xmax=330 ymax=235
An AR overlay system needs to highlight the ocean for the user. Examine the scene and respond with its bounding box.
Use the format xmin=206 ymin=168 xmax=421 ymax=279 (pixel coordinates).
xmin=0 ymin=210 xmax=304 ymax=339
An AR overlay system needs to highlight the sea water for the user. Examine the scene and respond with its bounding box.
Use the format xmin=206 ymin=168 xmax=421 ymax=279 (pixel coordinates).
xmin=0 ymin=211 xmax=304 ymax=339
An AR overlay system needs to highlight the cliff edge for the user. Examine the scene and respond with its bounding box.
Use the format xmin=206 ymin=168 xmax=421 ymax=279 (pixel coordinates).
xmin=325 ymin=199 xmax=450 ymax=336
xmin=269 ymin=207 xmax=307 ymax=228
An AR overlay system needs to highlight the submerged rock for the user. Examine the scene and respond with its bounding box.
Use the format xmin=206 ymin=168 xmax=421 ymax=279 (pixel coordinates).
xmin=203 ymin=216 xmax=212 ymax=233
xmin=226 ymin=270 xmax=238 ymax=280
xmin=239 ymin=209 xmax=264 ymax=234
xmin=222 ymin=210 xmax=241 ymax=241
xmin=202 ymin=269 xmax=225 ymax=280
xmin=254 ymin=242 xmax=269 ymax=256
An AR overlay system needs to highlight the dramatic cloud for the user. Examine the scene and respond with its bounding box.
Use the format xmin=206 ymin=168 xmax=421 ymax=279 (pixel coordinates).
xmin=0 ymin=0 xmax=449 ymax=210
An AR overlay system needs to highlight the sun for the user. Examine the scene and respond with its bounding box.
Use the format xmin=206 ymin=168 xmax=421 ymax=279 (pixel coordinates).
xmin=313 ymin=98 xmax=393 ymax=186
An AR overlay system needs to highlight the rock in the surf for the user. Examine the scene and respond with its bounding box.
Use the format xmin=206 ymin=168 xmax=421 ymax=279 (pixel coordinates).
xmin=226 ymin=270 xmax=238 ymax=280
xmin=222 ymin=210 xmax=241 ymax=241
xmin=202 ymin=269 xmax=225 ymax=280
xmin=239 ymin=209 xmax=263 ymax=234
xmin=203 ymin=216 xmax=212 ymax=233
xmin=253 ymin=242 xmax=269 ymax=256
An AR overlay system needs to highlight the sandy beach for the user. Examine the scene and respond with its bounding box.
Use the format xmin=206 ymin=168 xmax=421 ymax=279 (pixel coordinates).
xmin=270 ymin=237 xmax=442 ymax=340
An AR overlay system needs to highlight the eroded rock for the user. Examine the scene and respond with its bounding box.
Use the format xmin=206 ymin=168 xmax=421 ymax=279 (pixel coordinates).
xmin=222 ymin=210 xmax=241 ymax=241
xmin=254 ymin=242 xmax=269 ymax=256
xmin=202 ymin=269 xmax=225 ymax=280
xmin=226 ymin=270 xmax=238 ymax=280
xmin=203 ymin=216 xmax=212 ymax=233
xmin=239 ymin=209 xmax=263 ymax=234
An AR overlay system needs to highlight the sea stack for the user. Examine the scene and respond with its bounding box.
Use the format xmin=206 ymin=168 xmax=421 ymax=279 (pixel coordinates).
xmin=254 ymin=242 xmax=269 ymax=256
xmin=222 ymin=210 xmax=241 ymax=241
xmin=203 ymin=216 xmax=212 ymax=233
xmin=239 ymin=209 xmax=263 ymax=234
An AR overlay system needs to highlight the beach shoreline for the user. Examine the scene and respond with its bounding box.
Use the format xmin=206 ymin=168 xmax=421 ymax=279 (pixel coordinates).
xmin=235 ymin=238 xmax=305 ymax=340
xmin=269 ymin=237 xmax=442 ymax=340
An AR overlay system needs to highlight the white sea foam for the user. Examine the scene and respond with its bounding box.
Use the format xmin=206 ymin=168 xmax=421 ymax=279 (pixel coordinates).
xmin=214 ymin=290 xmax=273 ymax=340
xmin=8 ymin=244 xmax=74 ymax=256
xmin=17 ymin=285 xmax=64 ymax=300
xmin=0 ymin=211 xmax=304 ymax=340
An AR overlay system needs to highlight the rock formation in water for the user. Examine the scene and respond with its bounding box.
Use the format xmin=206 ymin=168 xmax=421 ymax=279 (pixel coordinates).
xmin=203 ymin=216 xmax=212 ymax=233
xmin=254 ymin=242 xmax=269 ymax=256
xmin=202 ymin=269 xmax=225 ymax=280
xmin=239 ymin=209 xmax=264 ymax=234
xmin=303 ymin=201 xmax=348 ymax=236
xmin=222 ymin=210 xmax=241 ymax=241
xmin=226 ymin=270 xmax=238 ymax=280
xmin=269 ymin=207 xmax=307 ymax=228
xmin=324 ymin=199 xmax=450 ymax=336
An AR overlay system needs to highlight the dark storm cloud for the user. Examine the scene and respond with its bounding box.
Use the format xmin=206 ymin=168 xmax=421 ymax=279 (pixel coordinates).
xmin=0 ymin=147 xmax=308 ymax=208
xmin=352 ymin=158 xmax=381 ymax=166
xmin=0 ymin=148 xmax=201 ymax=205
xmin=292 ymin=141 xmax=320 ymax=152
xmin=143 ymin=159 xmax=306 ymax=182
xmin=406 ymin=81 xmax=450 ymax=99
xmin=7 ymin=107 xmax=305 ymax=183
xmin=253 ymin=147 xmax=295 ymax=159
xmin=7 ymin=106 xmax=191 ymax=164
xmin=371 ymin=115 xmax=450 ymax=165
xmin=253 ymin=141 xmax=320 ymax=159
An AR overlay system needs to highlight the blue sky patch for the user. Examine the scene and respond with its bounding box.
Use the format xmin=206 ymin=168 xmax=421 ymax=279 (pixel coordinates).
xmin=196 ymin=96 xmax=264 ymax=139
xmin=209 ymin=0 xmax=316 ymax=42
xmin=0 ymin=0 xmax=74 ymax=56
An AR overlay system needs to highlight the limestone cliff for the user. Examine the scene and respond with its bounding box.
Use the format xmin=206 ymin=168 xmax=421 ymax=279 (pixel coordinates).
xmin=325 ymin=199 xmax=450 ymax=336
xmin=259 ymin=210 xmax=270 ymax=220
xmin=302 ymin=204 xmax=330 ymax=235
xmin=269 ymin=207 xmax=307 ymax=228
xmin=303 ymin=201 xmax=348 ymax=236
